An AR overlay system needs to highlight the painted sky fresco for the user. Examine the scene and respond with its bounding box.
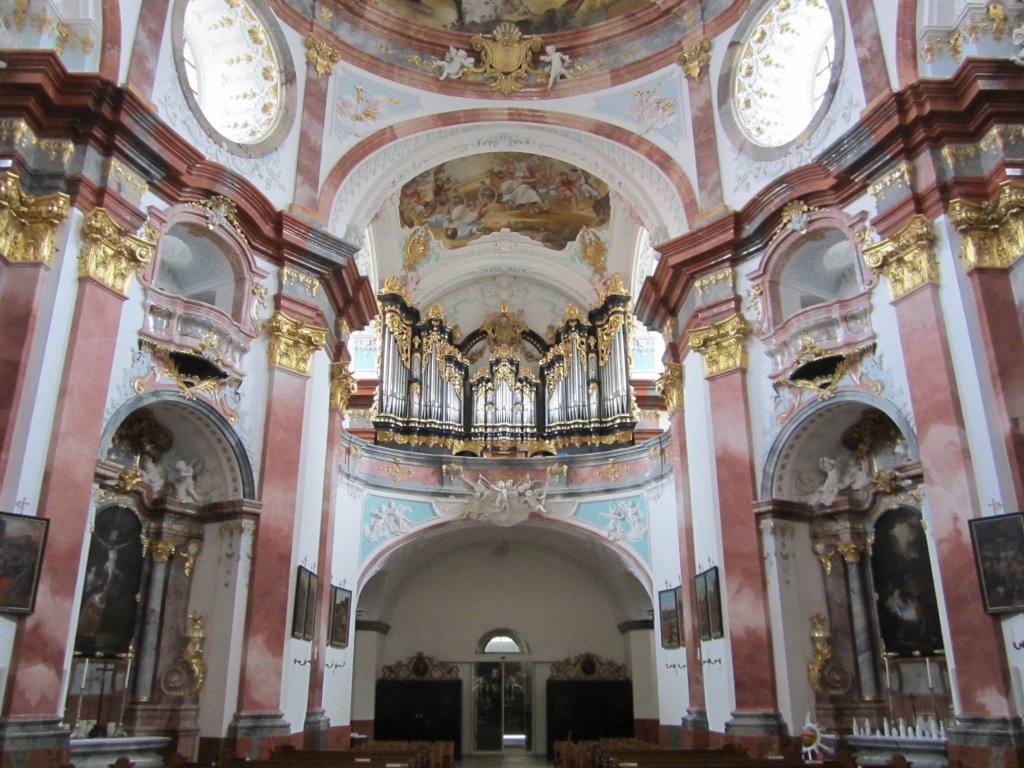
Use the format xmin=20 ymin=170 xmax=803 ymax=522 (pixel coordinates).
xmin=399 ymin=152 xmax=611 ymax=251
xmin=369 ymin=0 xmax=653 ymax=34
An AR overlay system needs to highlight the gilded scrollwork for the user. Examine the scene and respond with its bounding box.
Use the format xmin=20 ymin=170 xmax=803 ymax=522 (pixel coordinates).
xmin=676 ymin=37 xmax=710 ymax=80
xmin=160 ymin=611 xmax=207 ymax=697
xmin=78 ymin=208 xmax=155 ymax=295
xmin=655 ymin=363 xmax=683 ymax=412
xmin=304 ymin=34 xmax=342 ymax=78
xmin=687 ymin=313 xmax=749 ymax=376
xmin=265 ymin=311 xmax=327 ymax=375
xmin=0 ymin=171 xmax=70 ymax=265
xmin=330 ymin=361 xmax=358 ymax=414
xmin=862 ymin=215 xmax=938 ymax=299
xmin=470 ymin=22 xmax=543 ymax=94
xmin=949 ymin=181 xmax=1024 ymax=270
xmin=808 ymin=611 xmax=851 ymax=694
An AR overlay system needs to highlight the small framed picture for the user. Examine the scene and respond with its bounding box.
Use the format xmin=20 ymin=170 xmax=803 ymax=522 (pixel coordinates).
xmin=0 ymin=511 xmax=49 ymax=614
xmin=696 ymin=566 xmax=723 ymax=640
xmin=969 ymin=512 xmax=1024 ymax=614
xmin=695 ymin=570 xmax=711 ymax=641
xmin=292 ymin=566 xmax=317 ymax=640
xmin=659 ymin=587 xmax=681 ymax=649
xmin=328 ymin=586 xmax=352 ymax=648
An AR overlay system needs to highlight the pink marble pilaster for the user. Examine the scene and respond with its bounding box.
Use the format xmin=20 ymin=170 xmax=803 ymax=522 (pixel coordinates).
xmin=846 ymin=0 xmax=891 ymax=105
xmin=706 ymin=370 xmax=777 ymax=713
xmin=687 ymin=74 xmax=723 ymax=212
xmin=125 ymin=0 xmax=172 ymax=100
xmin=3 ymin=277 xmax=127 ymax=717
xmin=968 ymin=269 xmax=1024 ymax=506
xmin=0 ymin=263 xmax=49 ymax=486
xmin=237 ymin=366 xmax=312 ymax=715
xmin=293 ymin=64 xmax=330 ymax=217
xmin=668 ymin=406 xmax=708 ymax=746
xmin=893 ymin=283 xmax=1012 ymax=717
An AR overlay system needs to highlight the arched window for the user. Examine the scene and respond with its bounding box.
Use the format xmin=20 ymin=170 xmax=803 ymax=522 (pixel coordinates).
xmin=732 ymin=0 xmax=837 ymax=148
xmin=477 ymin=628 xmax=530 ymax=654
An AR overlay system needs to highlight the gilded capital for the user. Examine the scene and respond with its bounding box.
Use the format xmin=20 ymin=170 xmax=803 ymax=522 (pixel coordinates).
xmin=862 ymin=215 xmax=938 ymax=299
xmin=654 ymin=363 xmax=683 ymax=411
xmin=330 ymin=361 xmax=358 ymax=414
xmin=151 ymin=540 xmax=176 ymax=563
xmin=949 ymin=181 xmax=1024 ymax=271
xmin=0 ymin=171 xmax=70 ymax=265
xmin=687 ymin=313 xmax=749 ymax=376
xmin=305 ymin=34 xmax=342 ymax=79
xmin=266 ymin=310 xmax=327 ymax=375
xmin=78 ymin=208 xmax=155 ymax=294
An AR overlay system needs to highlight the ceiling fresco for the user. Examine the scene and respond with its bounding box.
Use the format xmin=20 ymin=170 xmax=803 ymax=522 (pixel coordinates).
xmin=399 ymin=152 xmax=611 ymax=252
xmin=366 ymin=0 xmax=655 ymax=34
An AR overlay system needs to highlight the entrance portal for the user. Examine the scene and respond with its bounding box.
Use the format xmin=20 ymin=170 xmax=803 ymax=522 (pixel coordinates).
xmin=473 ymin=661 xmax=532 ymax=751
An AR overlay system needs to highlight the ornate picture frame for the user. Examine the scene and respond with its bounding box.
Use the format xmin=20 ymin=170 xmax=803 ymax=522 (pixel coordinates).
xmin=328 ymin=586 xmax=352 ymax=648
xmin=970 ymin=511 xmax=1024 ymax=615
xmin=291 ymin=566 xmax=317 ymax=640
xmin=696 ymin=567 xmax=723 ymax=640
xmin=658 ymin=587 xmax=682 ymax=648
xmin=0 ymin=511 xmax=49 ymax=615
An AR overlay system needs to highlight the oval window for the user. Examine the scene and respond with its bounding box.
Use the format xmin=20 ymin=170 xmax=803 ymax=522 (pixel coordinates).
xmin=733 ymin=0 xmax=836 ymax=148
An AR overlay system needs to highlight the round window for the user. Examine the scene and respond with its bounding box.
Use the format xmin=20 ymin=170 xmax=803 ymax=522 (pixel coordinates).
xmin=173 ymin=0 xmax=294 ymax=154
xmin=732 ymin=0 xmax=836 ymax=148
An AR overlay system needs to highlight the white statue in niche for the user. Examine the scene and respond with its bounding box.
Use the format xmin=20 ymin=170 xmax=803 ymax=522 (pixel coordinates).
xmin=540 ymin=44 xmax=570 ymax=89
xmin=841 ymin=454 xmax=872 ymax=491
xmin=808 ymin=456 xmax=841 ymax=506
xmin=140 ymin=454 xmax=165 ymax=494
xmin=172 ymin=459 xmax=202 ymax=504
xmin=437 ymin=46 xmax=474 ymax=80
xmin=1012 ymin=24 xmax=1024 ymax=66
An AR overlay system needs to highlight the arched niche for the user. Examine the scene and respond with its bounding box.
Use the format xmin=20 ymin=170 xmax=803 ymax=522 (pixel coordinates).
xmin=100 ymin=391 xmax=256 ymax=502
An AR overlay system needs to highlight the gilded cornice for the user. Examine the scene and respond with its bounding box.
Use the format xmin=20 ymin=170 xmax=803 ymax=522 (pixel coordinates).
xmin=305 ymin=34 xmax=343 ymax=79
xmin=654 ymin=362 xmax=683 ymax=411
xmin=948 ymin=181 xmax=1024 ymax=270
xmin=862 ymin=215 xmax=938 ymax=300
xmin=0 ymin=171 xmax=70 ymax=265
xmin=78 ymin=208 xmax=155 ymax=294
xmin=330 ymin=361 xmax=358 ymax=414
xmin=687 ymin=313 xmax=749 ymax=376
xmin=266 ymin=310 xmax=327 ymax=375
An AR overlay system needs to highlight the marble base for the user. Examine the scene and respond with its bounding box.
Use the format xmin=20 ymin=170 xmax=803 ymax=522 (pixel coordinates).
xmin=69 ymin=736 xmax=171 ymax=768
xmin=947 ymin=715 xmax=1024 ymax=748
xmin=847 ymin=735 xmax=947 ymax=768
xmin=303 ymin=708 xmax=330 ymax=750
xmin=724 ymin=711 xmax=788 ymax=738
xmin=0 ymin=716 xmax=70 ymax=757
xmin=682 ymin=707 xmax=710 ymax=732
xmin=228 ymin=711 xmax=292 ymax=759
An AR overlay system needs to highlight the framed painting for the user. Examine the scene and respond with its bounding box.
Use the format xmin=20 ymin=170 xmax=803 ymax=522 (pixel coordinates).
xmin=659 ymin=587 xmax=681 ymax=649
xmin=970 ymin=511 xmax=1024 ymax=614
xmin=705 ymin=566 xmax=724 ymax=639
xmin=292 ymin=566 xmax=317 ymax=640
xmin=328 ymin=586 xmax=352 ymax=648
xmin=0 ymin=511 xmax=49 ymax=614
xmin=695 ymin=570 xmax=712 ymax=641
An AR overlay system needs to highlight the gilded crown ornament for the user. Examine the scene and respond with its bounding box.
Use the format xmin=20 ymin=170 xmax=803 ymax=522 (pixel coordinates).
xmin=471 ymin=22 xmax=543 ymax=94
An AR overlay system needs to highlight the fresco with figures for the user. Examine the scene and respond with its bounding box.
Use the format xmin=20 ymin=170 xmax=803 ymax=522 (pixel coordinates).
xmin=399 ymin=152 xmax=611 ymax=252
xmin=367 ymin=0 xmax=654 ymax=34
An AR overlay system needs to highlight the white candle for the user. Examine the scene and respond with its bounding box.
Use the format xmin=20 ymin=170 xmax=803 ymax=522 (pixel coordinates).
xmin=884 ymin=655 xmax=891 ymax=689
xmin=124 ymin=656 xmax=133 ymax=691
xmin=80 ymin=658 xmax=89 ymax=690
xmin=925 ymin=656 xmax=933 ymax=688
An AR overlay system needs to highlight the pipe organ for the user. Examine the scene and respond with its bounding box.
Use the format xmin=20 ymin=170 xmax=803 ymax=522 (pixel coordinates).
xmin=372 ymin=275 xmax=637 ymax=453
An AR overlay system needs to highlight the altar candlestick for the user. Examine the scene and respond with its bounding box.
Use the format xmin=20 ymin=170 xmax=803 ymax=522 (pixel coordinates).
xmin=80 ymin=657 xmax=89 ymax=690
xmin=884 ymin=655 xmax=891 ymax=689
xmin=925 ymin=656 xmax=932 ymax=688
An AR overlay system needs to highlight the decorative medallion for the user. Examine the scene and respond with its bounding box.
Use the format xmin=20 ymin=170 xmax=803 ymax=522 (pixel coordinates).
xmin=470 ymin=22 xmax=543 ymax=94
xmin=380 ymin=652 xmax=459 ymax=680
xmin=550 ymin=652 xmax=628 ymax=680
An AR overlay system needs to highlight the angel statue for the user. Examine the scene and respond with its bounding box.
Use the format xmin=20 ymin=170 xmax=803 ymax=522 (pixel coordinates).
xmin=540 ymin=45 xmax=570 ymax=89
xmin=437 ymin=46 xmax=474 ymax=80
xmin=1013 ymin=23 xmax=1024 ymax=66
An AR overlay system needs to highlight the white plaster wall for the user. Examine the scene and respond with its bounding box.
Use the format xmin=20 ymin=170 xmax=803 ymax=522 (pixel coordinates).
xmin=350 ymin=628 xmax=384 ymax=728
xmin=681 ymin=350 xmax=733 ymax=730
xmin=628 ymin=629 xmax=659 ymax=720
xmin=282 ymin=348 xmax=333 ymax=727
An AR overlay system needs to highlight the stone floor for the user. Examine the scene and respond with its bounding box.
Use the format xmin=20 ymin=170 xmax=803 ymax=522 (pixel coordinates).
xmin=459 ymin=750 xmax=551 ymax=768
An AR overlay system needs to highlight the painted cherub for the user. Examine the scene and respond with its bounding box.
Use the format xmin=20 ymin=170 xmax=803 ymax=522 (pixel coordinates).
xmin=437 ymin=46 xmax=474 ymax=80
xmin=540 ymin=45 xmax=570 ymax=89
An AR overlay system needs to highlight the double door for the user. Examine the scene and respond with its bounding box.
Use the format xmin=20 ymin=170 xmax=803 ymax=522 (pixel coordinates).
xmin=473 ymin=661 xmax=531 ymax=751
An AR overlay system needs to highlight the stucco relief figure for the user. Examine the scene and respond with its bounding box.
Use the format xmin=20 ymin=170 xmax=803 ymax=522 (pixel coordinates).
xmin=437 ymin=46 xmax=474 ymax=80
xmin=364 ymin=500 xmax=414 ymax=541
xmin=140 ymin=455 xmax=165 ymax=494
xmin=1013 ymin=24 xmax=1024 ymax=66
xmin=841 ymin=454 xmax=872 ymax=491
xmin=808 ymin=456 xmax=841 ymax=506
xmin=601 ymin=499 xmax=647 ymax=543
xmin=435 ymin=474 xmax=572 ymax=526
xmin=540 ymin=45 xmax=570 ymax=89
xmin=172 ymin=460 xmax=202 ymax=504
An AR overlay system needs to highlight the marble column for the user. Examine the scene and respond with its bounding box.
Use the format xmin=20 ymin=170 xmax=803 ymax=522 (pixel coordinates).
xmin=864 ymin=217 xmax=1024 ymax=766
xmin=231 ymin=299 xmax=326 ymax=757
xmin=132 ymin=541 xmax=174 ymax=700
xmin=840 ymin=544 xmax=880 ymax=700
xmin=950 ymin=186 xmax=1024 ymax=506
xmin=688 ymin=309 xmax=785 ymax=744
xmin=845 ymin=0 xmax=891 ymax=105
xmin=0 ymin=209 xmax=153 ymax=761
xmin=0 ymin=173 xmax=69 ymax=487
xmin=304 ymin=353 xmax=355 ymax=748
xmin=125 ymin=0 xmax=172 ymax=100
xmin=683 ymin=57 xmax=724 ymax=214
xmin=657 ymin=361 xmax=708 ymax=745
xmin=293 ymin=37 xmax=341 ymax=218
